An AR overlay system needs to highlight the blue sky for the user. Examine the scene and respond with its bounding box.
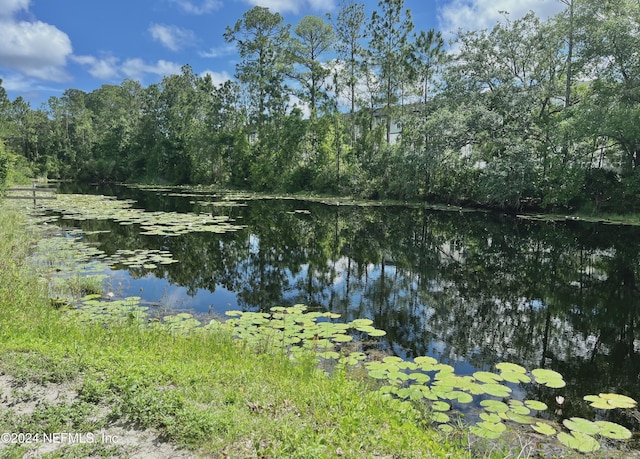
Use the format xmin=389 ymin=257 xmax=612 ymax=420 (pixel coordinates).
xmin=0 ymin=0 xmax=565 ymax=108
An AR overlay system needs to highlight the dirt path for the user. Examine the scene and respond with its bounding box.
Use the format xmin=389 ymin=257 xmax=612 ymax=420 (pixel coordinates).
xmin=0 ymin=372 xmax=195 ymax=458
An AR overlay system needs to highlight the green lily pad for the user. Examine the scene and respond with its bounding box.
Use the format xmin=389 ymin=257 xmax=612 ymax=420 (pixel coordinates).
xmin=432 ymin=401 xmax=450 ymax=412
xmin=479 ymin=383 xmax=512 ymax=397
xmin=470 ymin=422 xmax=505 ymax=439
xmin=387 ymin=371 xmax=409 ymax=383
xmin=557 ymin=431 xmax=600 ymax=453
xmin=350 ymin=318 xmax=373 ymax=327
xmin=584 ymin=393 xmax=637 ymax=409
xmin=408 ymin=372 xmax=430 ymax=384
xmin=531 ymin=368 xmax=566 ymax=388
xmin=433 ymin=363 xmax=455 ymax=374
xmin=500 ymin=371 xmax=531 ymax=384
xmin=495 ymin=362 xmax=527 ymax=374
xmin=331 ymin=334 xmax=353 ymax=343
xmin=430 ymin=412 xmax=450 ymax=424
xmin=594 ymin=421 xmax=632 ymax=440
xmin=414 ymin=356 xmax=438 ymax=367
xmin=369 ymin=369 xmax=389 ymax=380
xmin=532 ymin=422 xmax=556 ymax=436
xmin=397 ymin=387 xmax=419 ymax=400
xmin=507 ymin=402 xmax=530 ymax=415
xmin=505 ymin=411 xmax=536 ymax=425
xmin=563 ymin=417 xmax=600 ymax=436
xmin=366 ymin=329 xmax=387 ymax=337
xmin=473 ymin=371 xmax=503 ymax=383
xmin=480 ymin=400 xmax=509 ymax=413
xmin=479 ymin=412 xmax=502 ymax=423
xmin=444 ymin=390 xmax=474 ymax=404
xmin=524 ymin=400 xmax=548 ymax=411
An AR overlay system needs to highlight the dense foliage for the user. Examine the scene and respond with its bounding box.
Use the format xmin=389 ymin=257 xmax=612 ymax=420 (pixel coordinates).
xmin=3 ymin=0 xmax=640 ymax=212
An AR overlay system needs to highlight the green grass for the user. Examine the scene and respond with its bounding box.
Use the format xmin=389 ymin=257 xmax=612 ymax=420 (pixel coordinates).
xmin=0 ymin=205 xmax=471 ymax=458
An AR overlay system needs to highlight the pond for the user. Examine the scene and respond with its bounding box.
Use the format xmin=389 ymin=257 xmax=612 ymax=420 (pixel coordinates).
xmin=49 ymin=183 xmax=640 ymax=431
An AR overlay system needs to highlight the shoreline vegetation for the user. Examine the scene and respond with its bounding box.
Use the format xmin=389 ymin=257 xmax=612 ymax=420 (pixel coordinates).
xmin=1 ymin=191 xmax=639 ymax=458
xmin=53 ymin=179 xmax=640 ymax=228
xmin=124 ymin=182 xmax=640 ymax=228
xmin=0 ymin=203 xmax=475 ymax=458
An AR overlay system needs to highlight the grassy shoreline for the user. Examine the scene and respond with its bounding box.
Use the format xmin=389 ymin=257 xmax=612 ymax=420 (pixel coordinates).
xmin=0 ymin=205 xmax=471 ymax=458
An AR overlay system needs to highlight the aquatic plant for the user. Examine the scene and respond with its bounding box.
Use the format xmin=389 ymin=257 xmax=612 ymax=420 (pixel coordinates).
xmin=42 ymin=193 xmax=246 ymax=236
xmin=202 ymin=306 xmax=637 ymax=454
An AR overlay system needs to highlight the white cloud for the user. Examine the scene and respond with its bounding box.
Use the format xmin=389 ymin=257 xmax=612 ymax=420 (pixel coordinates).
xmin=200 ymin=69 xmax=232 ymax=86
xmin=199 ymin=43 xmax=236 ymax=58
xmin=149 ymin=23 xmax=196 ymax=51
xmin=241 ymin=0 xmax=335 ymax=14
xmin=0 ymin=0 xmax=30 ymax=17
xmin=71 ymin=55 xmax=120 ymax=80
xmin=0 ymin=73 xmax=58 ymax=94
xmin=72 ymin=55 xmax=183 ymax=83
xmin=0 ymin=19 xmax=72 ymax=82
xmin=121 ymin=58 xmax=183 ymax=81
xmin=171 ymin=0 xmax=222 ymax=14
xmin=438 ymin=0 xmax=565 ymax=36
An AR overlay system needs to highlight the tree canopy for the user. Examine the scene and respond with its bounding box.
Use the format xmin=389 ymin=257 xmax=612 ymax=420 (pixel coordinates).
xmin=2 ymin=0 xmax=640 ymax=213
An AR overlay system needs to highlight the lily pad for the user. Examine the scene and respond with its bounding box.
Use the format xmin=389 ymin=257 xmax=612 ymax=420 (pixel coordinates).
xmin=330 ymin=334 xmax=353 ymax=343
xmin=408 ymin=373 xmax=431 ymax=384
xmin=495 ymin=362 xmax=527 ymax=374
xmin=507 ymin=401 xmax=531 ymax=416
xmin=444 ymin=390 xmax=474 ymax=404
xmin=430 ymin=412 xmax=450 ymax=424
xmin=505 ymin=411 xmax=536 ymax=425
xmin=563 ymin=417 xmax=600 ymax=436
xmin=414 ymin=356 xmax=438 ymax=367
xmin=480 ymin=400 xmax=509 ymax=413
xmin=531 ymin=368 xmax=566 ymax=388
xmin=366 ymin=328 xmax=387 ymax=337
xmin=594 ymin=421 xmax=632 ymax=440
xmin=432 ymin=401 xmax=450 ymax=412
xmin=532 ymin=422 xmax=556 ymax=436
xmin=500 ymin=371 xmax=531 ymax=384
xmin=479 ymin=412 xmax=502 ymax=423
xmin=470 ymin=422 xmax=505 ymax=439
xmin=473 ymin=371 xmax=503 ymax=383
xmin=350 ymin=318 xmax=373 ymax=327
xmin=583 ymin=393 xmax=637 ymax=410
xmin=524 ymin=400 xmax=548 ymax=411
xmin=557 ymin=431 xmax=600 ymax=453
xmin=479 ymin=383 xmax=512 ymax=397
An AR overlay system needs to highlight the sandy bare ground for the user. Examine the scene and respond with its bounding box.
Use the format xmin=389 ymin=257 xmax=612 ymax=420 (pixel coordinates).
xmin=0 ymin=373 xmax=196 ymax=458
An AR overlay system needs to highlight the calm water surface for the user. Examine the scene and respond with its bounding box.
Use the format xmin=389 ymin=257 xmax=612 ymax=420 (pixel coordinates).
xmin=56 ymin=184 xmax=640 ymax=428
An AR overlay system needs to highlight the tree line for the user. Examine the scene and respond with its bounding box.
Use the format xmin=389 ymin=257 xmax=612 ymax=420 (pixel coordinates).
xmin=2 ymin=0 xmax=640 ymax=213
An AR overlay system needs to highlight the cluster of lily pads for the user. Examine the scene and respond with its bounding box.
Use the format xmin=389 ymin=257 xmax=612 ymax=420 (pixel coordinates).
xmin=42 ymin=194 xmax=246 ymax=236
xmin=68 ymin=294 xmax=149 ymax=325
xmin=25 ymin=225 xmax=183 ymax=300
xmin=68 ymin=294 xmax=204 ymax=334
xmin=103 ymin=249 xmax=179 ymax=270
xmin=55 ymin=288 xmax=640 ymax=454
xmin=201 ymin=306 xmax=637 ymax=454
xmin=207 ymin=305 xmax=386 ymax=361
xmin=362 ymin=354 xmax=636 ymax=452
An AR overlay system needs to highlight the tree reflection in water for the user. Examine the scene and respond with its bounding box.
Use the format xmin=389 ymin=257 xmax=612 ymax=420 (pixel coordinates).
xmin=63 ymin=185 xmax=640 ymax=427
